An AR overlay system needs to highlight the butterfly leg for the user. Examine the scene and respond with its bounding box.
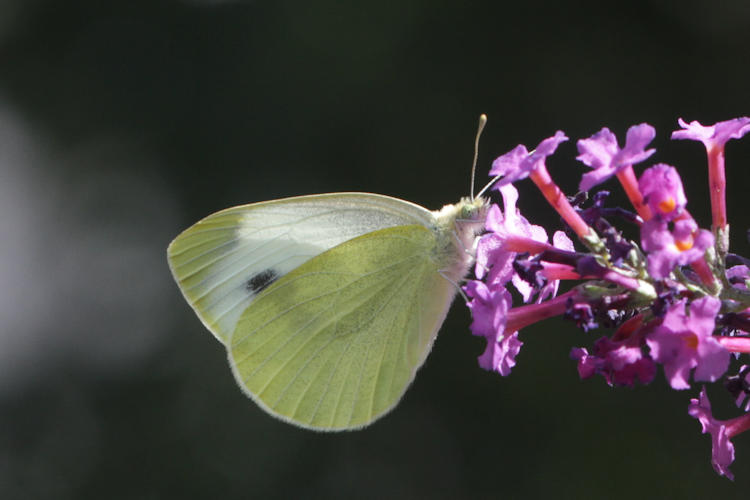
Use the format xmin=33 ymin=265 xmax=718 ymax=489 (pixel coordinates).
xmin=438 ymin=269 xmax=469 ymax=303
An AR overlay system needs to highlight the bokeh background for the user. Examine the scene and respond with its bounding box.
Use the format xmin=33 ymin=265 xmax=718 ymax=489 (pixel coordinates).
xmin=2 ymin=0 xmax=750 ymax=498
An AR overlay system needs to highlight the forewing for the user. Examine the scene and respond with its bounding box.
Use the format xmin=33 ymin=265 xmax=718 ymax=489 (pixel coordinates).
xmin=167 ymin=193 xmax=434 ymax=344
xmin=228 ymin=225 xmax=460 ymax=430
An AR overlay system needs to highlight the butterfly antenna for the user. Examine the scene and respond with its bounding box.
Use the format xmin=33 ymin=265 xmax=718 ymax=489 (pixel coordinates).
xmin=470 ymin=114 xmax=488 ymax=202
xmin=475 ymin=172 xmax=503 ymax=200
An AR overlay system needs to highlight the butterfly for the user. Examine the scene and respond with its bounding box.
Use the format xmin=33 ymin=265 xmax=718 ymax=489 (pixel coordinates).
xmin=167 ymin=116 xmax=491 ymax=430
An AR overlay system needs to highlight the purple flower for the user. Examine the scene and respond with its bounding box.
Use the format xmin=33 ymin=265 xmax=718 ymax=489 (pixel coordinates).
xmin=534 ymin=231 xmax=574 ymax=303
xmin=475 ymin=184 xmax=548 ymax=288
xmin=577 ymin=123 xmax=656 ymax=192
xmin=490 ymin=131 xmax=568 ymax=187
xmin=646 ymin=297 xmax=729 ymax=390
xmin=726 ymin=265 xmax=750 ymax=290
xmin=637 ymin=163 xmax=713 ymax=278
xmin=641 ymin=217 xmax=714 ymax=279
xmin=672 ymin=117 xmax=750 ymax=151
xmin=638 ymin=164 xmax=687 ymax=220
xmin=511 ymin=230 xmax=574 ymax=304
xmin=475 ymin=184 xmax=571 ymax=304
xmin=571 ymin=347 xmax=596 ymax=377
xmin=479 ymin=330 xmax=523 ymax=377
xmin=464 ymin=280 xmax=508 ymax=337
xmin=571 ymin=335 xmax=656 ymax=387
xmin=464 ymin=281 xmax=521 ymax=376
xmin=688 ymin=387 xmax=736 ymax=480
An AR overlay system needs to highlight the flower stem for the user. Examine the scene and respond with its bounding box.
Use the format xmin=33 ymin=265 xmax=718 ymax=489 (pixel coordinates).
xmin=503 ymin=235 xmax=558 ymax=255
xmin=529 ymin=166 xmax=591 ymax=239
xmin=616 ymin=166 xmax=652 ymax=221
xmin=540 ymin=263 xmax=581 ymax=280
xmin=726 ymin=412 xmax=750 ymax=439
xmin=707 ymin=145 xmax=728 ymax=233
xmin=717 ymin=336 xmax=750 ymax=354
xmin=690 ymin=257 xmax=718 ymax=289
xmin=506 ymin=289 xmax=577 ymax=332
xmin=612 ymin=313 xmax=645 ymax=341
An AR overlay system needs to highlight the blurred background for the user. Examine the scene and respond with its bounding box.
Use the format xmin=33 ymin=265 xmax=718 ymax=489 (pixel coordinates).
xmin=1 ymin=0 xmax=750 ymax=497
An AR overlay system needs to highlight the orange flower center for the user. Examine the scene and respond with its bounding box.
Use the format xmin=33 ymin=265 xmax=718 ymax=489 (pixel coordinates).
xmin=684 ymin=333 xmax=699 ymax=350
xmin=658 ymin=197 xmax=676 ymax=214
xmin=675 ymin=234 xmax=694 ymax=252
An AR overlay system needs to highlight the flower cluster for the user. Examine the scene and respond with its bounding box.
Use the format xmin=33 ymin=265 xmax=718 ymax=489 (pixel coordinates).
xmin=465 ymin=117 xmax=750 ymax=479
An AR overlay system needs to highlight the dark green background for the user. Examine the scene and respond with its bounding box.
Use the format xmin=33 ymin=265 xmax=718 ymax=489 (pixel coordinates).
xmin=1 ymin=0 xmax=749 ymax=498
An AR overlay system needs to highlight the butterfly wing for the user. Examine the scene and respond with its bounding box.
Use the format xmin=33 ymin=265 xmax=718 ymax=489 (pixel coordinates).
xmin=228 ymin=224 xmax=460 ymax=430
xmin=167 ymin=193 xmax=434 ymax=344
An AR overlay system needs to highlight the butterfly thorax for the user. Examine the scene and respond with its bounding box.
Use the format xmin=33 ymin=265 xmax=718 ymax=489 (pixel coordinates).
xmin=430 ymin=196 xmax=489 ymax=282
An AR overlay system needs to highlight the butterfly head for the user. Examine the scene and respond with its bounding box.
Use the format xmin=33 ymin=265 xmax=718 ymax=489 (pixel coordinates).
xmin=455 ymin=195 xmax=489 ymax=243
xmin=457 ymin=196 xmax=488 ymax=223
xmin=430 ymin=196 xmax=489 ymax=281
xmin=434 ymin=196 xmax=488 ymax=245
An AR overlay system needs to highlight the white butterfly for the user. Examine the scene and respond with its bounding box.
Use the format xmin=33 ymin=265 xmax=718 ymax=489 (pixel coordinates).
xmin=168 ymin=117 xmax=491 ymax=430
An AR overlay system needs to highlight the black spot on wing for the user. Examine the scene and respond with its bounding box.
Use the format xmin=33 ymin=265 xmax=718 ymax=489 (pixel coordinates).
xmin=246 ymin=269 xmax=278 ymax=294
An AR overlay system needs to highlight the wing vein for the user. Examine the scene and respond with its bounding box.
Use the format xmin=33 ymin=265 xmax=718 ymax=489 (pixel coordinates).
xmin=183 ymin=231 xmax=290 ymax=293
xmin=239 ymin=263 xmax=406 ymax=386
xmin=230 ymin=252 xmax=424 ymax=352
xmin=366 ymin=264 xmax=422 ymax=421
xmin=345 ymin=263 xmax=422 ymax=426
